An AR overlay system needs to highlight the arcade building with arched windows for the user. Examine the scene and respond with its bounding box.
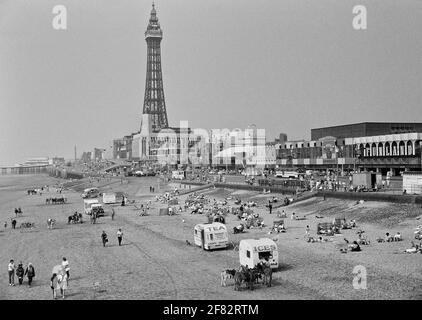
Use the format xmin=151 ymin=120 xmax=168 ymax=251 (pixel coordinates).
xmin=276 ymin=122 xmax=422 ymax=176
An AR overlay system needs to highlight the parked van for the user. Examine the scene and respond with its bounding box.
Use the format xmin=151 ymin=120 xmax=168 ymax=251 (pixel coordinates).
xmin=239 ymin=238 xmax=279 ymax=269
xmin=82 ymin=187 xmax=99 ymax=199
xmin=83 ymin=199 xmax=103 ymax=215
xmin=193 ymin=222 xmax=228 ymax=250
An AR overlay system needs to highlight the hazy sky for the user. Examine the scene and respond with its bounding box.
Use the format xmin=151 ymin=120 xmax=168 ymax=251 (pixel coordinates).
xmin=0 ymin=0 xmax=421 ymax=165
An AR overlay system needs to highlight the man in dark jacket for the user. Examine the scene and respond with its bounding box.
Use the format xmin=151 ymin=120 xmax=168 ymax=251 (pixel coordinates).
xmin=16 ymin=262 xmax=25 ymax=285
xmin=101 ymin=231 xmax=108 ymax=247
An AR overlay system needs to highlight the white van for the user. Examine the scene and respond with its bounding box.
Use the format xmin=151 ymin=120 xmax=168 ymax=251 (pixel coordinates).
xmin=239 ymin=238 xmax=279 ymax=269
xmin=193 ymin=222 xmax=229 ymax=250
xmin=102 ymin=193 xmax=117 ymax=204
xmin=84 ymin=199 xmax=101 ymax=214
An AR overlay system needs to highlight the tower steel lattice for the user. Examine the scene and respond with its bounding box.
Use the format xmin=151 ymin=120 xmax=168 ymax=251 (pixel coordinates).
xmin=142 ymin=3 xmax=169 ymax=132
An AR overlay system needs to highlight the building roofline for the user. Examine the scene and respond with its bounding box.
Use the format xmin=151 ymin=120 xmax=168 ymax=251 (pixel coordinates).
xmin=311 ymin=122 xmax=422 ymax=131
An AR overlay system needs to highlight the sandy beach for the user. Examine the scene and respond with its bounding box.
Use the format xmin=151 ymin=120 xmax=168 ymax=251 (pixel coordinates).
xmin=0 ymin=174 xmax=421 ymax=300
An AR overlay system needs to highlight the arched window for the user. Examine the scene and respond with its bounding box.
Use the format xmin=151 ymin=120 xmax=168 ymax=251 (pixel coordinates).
xmin=399 ymin=141 xmax=406 ymax=156
xmin=372 ymin=143 xmax=377 ymax=156
xmin=357 ymin=144 xmax=364 ymax=157
xmin=378 ymin=143 xmax=383 ymax=156
xmin=365 ymin=143 xmax=371 ymax=157
xmin=392 ymin=141 xmax=397 ymax=156
xmin=407 ymin=141 xmax=413 ymax=156
xmin=385 ymin=142 xmax=390 ymax=156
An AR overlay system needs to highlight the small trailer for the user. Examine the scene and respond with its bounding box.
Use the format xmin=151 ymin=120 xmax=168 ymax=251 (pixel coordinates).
xmin=102 ymin=193 xmax=117 ymax=204
xmin=239 ymin=238 xmax=279 ymax=269
xmin=193 ymin=222 xmax=229 ymax=250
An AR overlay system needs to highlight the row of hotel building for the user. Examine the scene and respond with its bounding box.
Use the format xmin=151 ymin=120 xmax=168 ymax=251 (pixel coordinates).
xmin=108 ymin=118 xmax=422 ymax=176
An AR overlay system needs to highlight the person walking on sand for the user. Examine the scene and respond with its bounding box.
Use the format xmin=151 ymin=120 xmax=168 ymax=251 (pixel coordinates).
xmin=111 ymin=208 xmax=115 ymax=220
xmin=268 ymin=201 xmax=273 ymax=214
xmin=16 ymin=262 xmax=25 ymax=285
xmin=306 ymin=225 xmax=311 ymax=237
xmin=62 ymin=257 xmax=70 ymax=279
xmin=11 ymin=219 xmax=16 ymax=229
xmin=101 ymin=231 xmax=108 ymax=247
xmin=8 ymin=259 xmax=16 ymax=286
xmin=56 ymin=268 xmax=68 ymax=299
xmin=117 ymin=228 xmax=123 ymax=246
xmin=25 ymin=263 xmax=35 ymax=286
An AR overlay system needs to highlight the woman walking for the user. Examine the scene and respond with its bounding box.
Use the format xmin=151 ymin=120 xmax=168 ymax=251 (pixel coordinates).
xmin=62 ymin=257 xmax=70 ymax=279
xmin=25 ymin=263 xmax=35 ymax=286
xmin=56 ymin=268 xmax=68 ymax=299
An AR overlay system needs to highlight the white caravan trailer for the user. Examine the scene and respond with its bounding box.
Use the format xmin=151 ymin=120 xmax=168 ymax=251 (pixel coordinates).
xmin=102 ymin=193 xmax=117 ymax=204
xmin=239 ymin=238 xmax=279 ymax=269
xmin=193 ymin=222 xmax=229 ymax=250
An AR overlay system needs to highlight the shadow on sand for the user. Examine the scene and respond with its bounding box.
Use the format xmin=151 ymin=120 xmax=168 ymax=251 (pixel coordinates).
xmin=274 ymin=263 xmax=294 ymax=273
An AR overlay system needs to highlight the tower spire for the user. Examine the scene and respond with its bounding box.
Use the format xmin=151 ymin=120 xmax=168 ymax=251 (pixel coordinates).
xmin=142 ymin=3 xmax=168 ymax=132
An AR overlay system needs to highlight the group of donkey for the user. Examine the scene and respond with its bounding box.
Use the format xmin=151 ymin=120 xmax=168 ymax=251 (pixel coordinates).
xmin=27 ymin=189 xmax=40 ymax=195
xmin=45 ymin=197 xmax=67 ymax=204
xmin=221 ymin=263 xmax=273 ymax=291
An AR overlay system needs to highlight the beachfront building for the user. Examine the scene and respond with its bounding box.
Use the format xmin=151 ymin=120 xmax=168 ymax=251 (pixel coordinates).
xmin=276 ymin=123 xmax=422 ymax=176
xmin=80 ymin=151 xmax=92 ymax=163
xmin=131 ymin=115 xmax=204 ymax=168
xmin=113 ymin=135 xmax=136 ymax=160
xmin=211 ymin=126 xmax=267 ymax=171
xmin=130 ymin=116 xmax=274 ymax=171
xmin=93 ymin=148 xmax=106 ymax=162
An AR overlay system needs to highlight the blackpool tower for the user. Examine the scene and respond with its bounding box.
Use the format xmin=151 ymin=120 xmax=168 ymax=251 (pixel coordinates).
xmin=142 ymin=3 xmax=169 ymax=132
